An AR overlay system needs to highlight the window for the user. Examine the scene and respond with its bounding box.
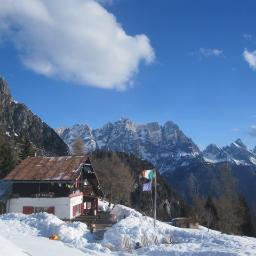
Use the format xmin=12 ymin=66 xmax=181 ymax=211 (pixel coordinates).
xmin=23 ymin=206 xmax=55 ymax=214
xmin=23 ymin=206 xmax=34 ymax=214
xmin=72 ymin=204 xmax=82 ymax=217
xmin=85 ymin=202 xmax=91 ymax=209
xmin=34 ymin=207 xmax=55 ymax=214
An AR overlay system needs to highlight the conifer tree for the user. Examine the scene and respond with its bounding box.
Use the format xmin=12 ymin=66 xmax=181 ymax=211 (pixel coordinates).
xmin=204 ymin=196 xmax=218 ymax=230
xmin=0 ymin=133 xmax=16 ymax=178
xmin=18 ymin=137 xmax=35 ymax=161
xmin=214 ymin=166 xmax=242 ymax=234
xmin=238 ymin=196 xmax=255 ymax=236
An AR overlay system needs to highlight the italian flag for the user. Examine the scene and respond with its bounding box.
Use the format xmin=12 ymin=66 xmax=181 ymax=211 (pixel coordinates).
xmin=142 ymin=169 xmax=155 ymax=181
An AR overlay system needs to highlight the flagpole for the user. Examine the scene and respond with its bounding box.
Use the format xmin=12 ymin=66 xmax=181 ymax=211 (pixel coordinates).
xmin=154 ymin=169 xmax=156 ymax=228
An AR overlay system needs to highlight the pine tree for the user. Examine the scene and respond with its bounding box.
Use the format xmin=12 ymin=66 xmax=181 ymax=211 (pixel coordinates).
xmin=18 ymin=137 xmax=35 ymax=161
xmin=204 ymin=196 xmax=218 ymax=230
xmin=238 ymin=196 xmax=255 ymax=236
xmin=0 ymin=133 xmax=16 ymax=178
xmin=214 ymin=166 xmax=242 ymax=234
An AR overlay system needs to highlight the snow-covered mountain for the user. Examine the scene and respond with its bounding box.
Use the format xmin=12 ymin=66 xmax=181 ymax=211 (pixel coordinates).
xmin=56 ymin=124 xmax=96 ymax=153
xmin=224 ymin=139 xmax=256 ymax=165
xmin=56 ymin=119 xmax=256 ymax=174
xmin=202 ymin=139 xmax=256 ymax=166
xmin=165 ymin=138 xmax=256 ymax=210
xmin=202 ymin=144 xmax=229 ymax=163
xmin=57 ymin=120 xmax=256 ymax=211
xmin=56 ymin=118 xmax=201 ymax=173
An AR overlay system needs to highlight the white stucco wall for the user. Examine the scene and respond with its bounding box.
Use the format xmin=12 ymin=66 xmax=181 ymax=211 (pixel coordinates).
xmin=7 ymin=195 xmax=83 ymax=219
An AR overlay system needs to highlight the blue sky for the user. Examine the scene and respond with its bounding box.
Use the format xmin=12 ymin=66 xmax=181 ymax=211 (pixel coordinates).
xmin=1 ymin=0 xmax=256 ymax=149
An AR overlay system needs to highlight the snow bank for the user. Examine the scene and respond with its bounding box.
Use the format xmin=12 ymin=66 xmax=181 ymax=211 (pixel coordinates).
xmin=0 ymin=212 xmax=88 ymax=241
xmin=103 ymin=205 xmax=256 ymax=255
xmin=0 ymin=212 xmax=110 ymax=255
xmin=110 ymin=204 xmax=142 ymax=221
xmin=103 ymin=206 xmax=172 ymax=250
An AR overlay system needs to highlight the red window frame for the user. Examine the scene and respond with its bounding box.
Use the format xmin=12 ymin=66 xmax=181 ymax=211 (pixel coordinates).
xmin=23 ymin=206 xmax=34 ymax=214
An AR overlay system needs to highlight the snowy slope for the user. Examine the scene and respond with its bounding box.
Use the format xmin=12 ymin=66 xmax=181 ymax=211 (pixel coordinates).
xmin=0 ymin=233 xmax=90 ymax=256
xmin=0 ymin=206 xmax=256 ymax=256
xmin=0 ymin=235 xmax=29 ymax=256
xmin=0 ymin=213 xmax=110 ymax=256
xmin=103 ymin=205 xmax=256 ymax=255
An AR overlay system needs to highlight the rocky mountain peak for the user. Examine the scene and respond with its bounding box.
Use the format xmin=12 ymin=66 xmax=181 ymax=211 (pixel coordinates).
xmin=0 ymin=77 xmax=12 ymax=105
xmin=0 ymin=78 xmax=9 ymax=94
xmin=232 ymin=138 xmax=247 ymax=149
xmin=72 ymin=123 xmax=92 ymax=131
xmin=58 ymin=119 xmax=201 ymax=173
xmin=222 ymin=139 xmax=256 ymax=166
xmin=0 ymin=78 xmax=69 ymax=156
xmin=204 ymin=144 xmax=222 ymax=154
xmin=144 ymin=122 xmax=161 ymax=131
xmin=163 ymin=121 xmax=178 ymax=131
xmin=59 ymin=123 xmax=95 ymax=153
xmin=162 ymin=121 xmax=181 ymax=141
xmin=203 ymin=144 xmax=228 ymax=163
xmin=116 ymin=118 xmax=136 ymax=131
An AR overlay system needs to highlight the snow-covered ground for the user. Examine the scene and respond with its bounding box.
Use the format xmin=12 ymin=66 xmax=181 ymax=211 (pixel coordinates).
xmin=0 ymin=212 xmax=110 ymax=256
xmin=0 ymin=205 xmax=255 ymax=256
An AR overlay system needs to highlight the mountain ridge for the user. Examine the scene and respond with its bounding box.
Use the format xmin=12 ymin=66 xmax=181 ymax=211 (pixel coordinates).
xmin=56 ymin=118 xmax=202 ymax=174
xmin=56 ymin=119 xmax=256 ymax=172
xmin=56 ymin=119 xmax=256 ymax=210
xmin=0 ymin=77 xmax=69 ymax=156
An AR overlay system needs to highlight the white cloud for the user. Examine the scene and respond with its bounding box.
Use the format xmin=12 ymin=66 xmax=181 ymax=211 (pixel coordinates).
xmin=243 ymin=49 xmax=256 ymax=70
xmin=243 ymin=33 xmax=253 ymax=40
xmin=96 ymin=0 xmax=116 ymax=5
xmin=0 ymin=0 xmax=154 ymax=90
xmin=249 ymin=125 xmax=256 ymax=137
xmin=198 ymin=48 xmax=223 ymax=57
xmin=189 ymin=48 xmax=223 ymax=59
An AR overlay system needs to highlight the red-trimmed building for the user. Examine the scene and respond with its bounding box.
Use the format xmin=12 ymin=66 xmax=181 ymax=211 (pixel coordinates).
xmin=3 ymin=156 xmax=104 ymax=219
